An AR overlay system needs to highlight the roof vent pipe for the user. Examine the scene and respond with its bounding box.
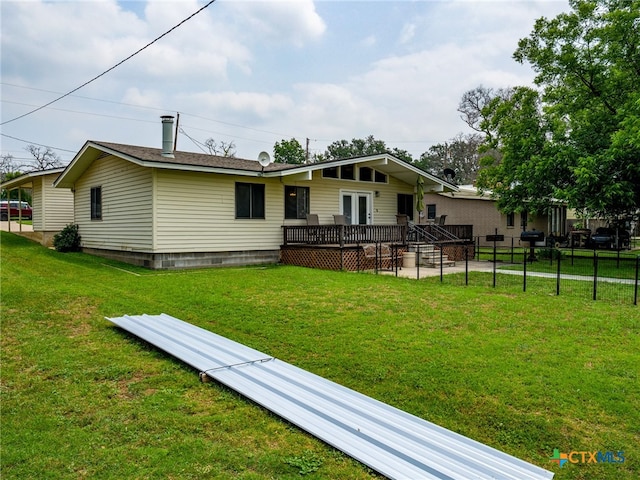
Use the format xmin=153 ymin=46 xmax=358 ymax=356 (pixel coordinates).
xmin=161 ymin=115 xmax=175 ymax=158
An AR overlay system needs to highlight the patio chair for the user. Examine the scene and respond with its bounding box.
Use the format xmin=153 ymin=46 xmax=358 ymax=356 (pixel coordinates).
xmin=333 ymin=214 xmax=348 ymax=225
xmin=438 ymin=215 xmax=447 ymax=226
xmin=306 ymin=214 xmax=319 ymax=225
xmin=396 ymin=214 xmax=408 ymax=226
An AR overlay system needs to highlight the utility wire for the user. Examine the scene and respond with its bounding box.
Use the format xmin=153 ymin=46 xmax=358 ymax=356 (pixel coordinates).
xmin=0 ymin=0 xmax=217 ymax=127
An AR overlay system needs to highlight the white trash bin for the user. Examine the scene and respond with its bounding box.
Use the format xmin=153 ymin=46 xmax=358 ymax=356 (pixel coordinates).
xmin=403 ymin=251 xmax=416 ymax=268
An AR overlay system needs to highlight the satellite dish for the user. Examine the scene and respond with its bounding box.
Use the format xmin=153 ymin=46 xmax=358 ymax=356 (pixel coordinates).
xmin=443 ymin=168 xmax=456 ymax=181
xmin=258 ymin=151 xmax=272 ymax=168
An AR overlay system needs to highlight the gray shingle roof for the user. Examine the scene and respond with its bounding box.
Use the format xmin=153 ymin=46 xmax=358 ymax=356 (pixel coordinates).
xmin=92 ymin=141 xmax=298 ymax=173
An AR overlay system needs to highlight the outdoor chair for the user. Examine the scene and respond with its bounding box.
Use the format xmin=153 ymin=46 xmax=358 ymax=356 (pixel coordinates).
xmin=306 ymin=214 xmax=319 ymax=225
xmin=333 ymin=214 xmax=348 ymax=225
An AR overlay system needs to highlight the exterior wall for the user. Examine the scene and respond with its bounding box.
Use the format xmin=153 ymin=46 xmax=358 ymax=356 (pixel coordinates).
xmin=75 ymin=156 xmax=154 ymax=251
xmin=153 ymin=167 xmax=416 ymax=253
xmin=153 ymin=170 xmax=285 ymax=252
xmin=39 ymin=174 xmax=74 ymax=231
xmin=82 ymin=247 xmax=279 ymax=270
xmin=426 ymin=193 xmax=547 ymax=245
xmin=281 ymin=169 xmax=415 ymax=226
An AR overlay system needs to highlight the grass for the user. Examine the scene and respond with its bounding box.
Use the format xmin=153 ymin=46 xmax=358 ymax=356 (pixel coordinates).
xmin=1 ymin=231 xmax=639 ymax=479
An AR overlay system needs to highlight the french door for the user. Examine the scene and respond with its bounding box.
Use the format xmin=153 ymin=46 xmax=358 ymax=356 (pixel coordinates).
xmin=341 ymin=191 xmax=372 ymax=225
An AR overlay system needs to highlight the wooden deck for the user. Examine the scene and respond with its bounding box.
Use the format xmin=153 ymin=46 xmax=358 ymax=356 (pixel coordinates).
xmin=280 ymin=224 xmax=474 ymax=272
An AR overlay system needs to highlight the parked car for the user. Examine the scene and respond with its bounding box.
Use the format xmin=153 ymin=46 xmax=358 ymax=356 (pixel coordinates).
xmin=588 ymin=227 xmax=630 ymax=250
xmin=0 ymin=200 xmax=33 ymax=221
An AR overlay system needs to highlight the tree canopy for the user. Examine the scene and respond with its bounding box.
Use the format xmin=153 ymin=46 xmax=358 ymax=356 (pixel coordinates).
xmin=414 ymin=133 xmax=484 ymax=185
xmin=273 ymin=138 xmax=306 ymax=164
xmin=475 ymin=0 xmax=640 ymax=219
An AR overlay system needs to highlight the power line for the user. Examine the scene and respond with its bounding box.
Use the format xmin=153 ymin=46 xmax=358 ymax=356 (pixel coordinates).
xmin=0 ymin=0 xmax=218 ymax=127
xmin=0 ymin=133 xmax=77 ymax=153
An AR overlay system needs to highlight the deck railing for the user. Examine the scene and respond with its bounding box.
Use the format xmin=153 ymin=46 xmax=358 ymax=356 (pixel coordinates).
xmin=282 ymin=224 xmax=407 ymax=247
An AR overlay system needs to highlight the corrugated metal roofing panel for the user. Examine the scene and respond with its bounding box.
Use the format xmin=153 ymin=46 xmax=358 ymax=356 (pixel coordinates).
xmin=107 ymin=313 xmax=554 ymax=480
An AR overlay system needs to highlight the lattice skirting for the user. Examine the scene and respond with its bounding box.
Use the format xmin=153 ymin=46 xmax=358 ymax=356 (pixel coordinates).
xmin=440 ymin=244 xmax=475 ymax=261
xmin=280 ymin=245 xmax=406 ymax=271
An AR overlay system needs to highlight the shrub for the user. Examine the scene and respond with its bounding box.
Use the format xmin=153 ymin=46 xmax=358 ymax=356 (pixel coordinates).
xmin=537 ymin=247 xmax=564 ymax=260
xmin=53 ymin=224 xmax=81 ymax=252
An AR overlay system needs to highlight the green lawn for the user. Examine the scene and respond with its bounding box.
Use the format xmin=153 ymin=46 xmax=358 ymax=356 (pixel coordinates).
xmin=1 ymin=232 xmax=638 ymax=479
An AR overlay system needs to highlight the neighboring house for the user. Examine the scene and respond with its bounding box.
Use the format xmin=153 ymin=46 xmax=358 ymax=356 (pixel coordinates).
xmin=54 ymin=117 xmax=456 ymax=269
xmin=1 ymin=168 xmax=74 ymax=246
xmin=425 ymin=184 xmax=566 ymax=246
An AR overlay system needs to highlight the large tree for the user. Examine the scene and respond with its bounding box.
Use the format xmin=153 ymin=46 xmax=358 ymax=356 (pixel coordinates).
xmin=204 ymin=138 xmax=236 ymax=157
xmin=25 ymin=145 xmax=63 ymax=171
xmin=314 ymin=136 xmax=414 ymax=163
xmin=415 ymin=133 xmax=484 ymax=185
xmin=274 ymin=138 xmax=306 ymax=164
xmin=476 ymin=0 xmax=640 ymax=219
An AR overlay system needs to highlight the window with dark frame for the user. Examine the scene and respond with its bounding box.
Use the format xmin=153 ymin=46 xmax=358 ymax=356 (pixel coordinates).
xmin=426 ymin=204 xmax=436 ymax=220
xmin=284 ymin=186 xmax=310 ymax=219
xmin=235 ymin=182 xmax=265 ymax=219
xmin=507 ymin=212 xmax=515 ymax=227
xmin=397 ymin=194 xmax=414 ymax=221
xmin=340 ymin=164 xmax=355 ymax=180
xmin=90 ymin=186 xmax=102 ymax=220
xmin=359 ymin=167 xmax=373 ymax=182
xmin=322 ymin=166 xmax=338 ymax=178
xmin=374 ymin=170 xmax=387 ymax=183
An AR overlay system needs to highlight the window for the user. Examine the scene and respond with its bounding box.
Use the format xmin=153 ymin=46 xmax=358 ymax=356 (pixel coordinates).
xmin=426 ymin=204 xmax=436 ymax=220
xmin=359 ymin=167 xmax=373 ymax=182
xmin=507 ymin=212 xmax=515 ymax=228
xmin=284 ymin=186 xmax=310 ymax=219
xmin=374 ymin=170 xmax=387 ymax=183
xmin=322 ymin=167 xmax=338 ymax=178
xmin=340 ymin=164 xmax=355 ymax=180
xmin=90 ymin=186 xmax=102 ymax=220
xmin=397 ymin=194 xmax=414 ymax=221
xmin=235 ymin=182 xmax=265 ymax=219
xmin=520 ymin=211 xmax=528 ymax=229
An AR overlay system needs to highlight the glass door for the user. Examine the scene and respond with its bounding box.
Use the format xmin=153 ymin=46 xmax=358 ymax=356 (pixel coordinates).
xmin=341 ymin=191 xmax=372 ymax=225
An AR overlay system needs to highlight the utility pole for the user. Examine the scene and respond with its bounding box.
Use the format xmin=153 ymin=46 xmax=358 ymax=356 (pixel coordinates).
xmin=305 ymin=138 xmax=310 ymax=163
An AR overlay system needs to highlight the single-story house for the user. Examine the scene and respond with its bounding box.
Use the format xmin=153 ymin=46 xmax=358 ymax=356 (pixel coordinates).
xmin=1 ymin=167 xmax=74 ymax=246
xmin=425 ymin=184 xmax=567 ymax=247
xmin=54 ymin=117 xmax=457 ymax=269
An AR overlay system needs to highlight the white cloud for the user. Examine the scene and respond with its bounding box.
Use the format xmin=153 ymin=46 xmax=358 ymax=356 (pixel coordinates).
xmin=226 ymin=0 xmax=326 ymax=47
xmin=0 ymin=0 xmax=571 ymax=163
xmin=399 ymin=23 xmax=416 ymax=44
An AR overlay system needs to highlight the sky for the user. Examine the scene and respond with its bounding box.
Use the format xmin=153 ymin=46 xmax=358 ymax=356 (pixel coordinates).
xmin=1 ymin=0 xmax=572 ymax=168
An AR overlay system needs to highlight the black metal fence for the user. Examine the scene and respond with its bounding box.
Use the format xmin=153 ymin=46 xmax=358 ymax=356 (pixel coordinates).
xmin=422 ymin=241 xmax=639 ymax=306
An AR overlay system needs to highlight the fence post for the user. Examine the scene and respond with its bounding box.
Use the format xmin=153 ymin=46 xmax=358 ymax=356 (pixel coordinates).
xmin=593 ymin=252 xmax=598 ymax=301
xmin=416 ymin=243 xmax=420 ymax=280
xmin=465 ymin=244 xmax=469 ymax=286
xmin=440 ymin=244 xmax=444 ymax=282
xmin=556 ymin=248 xmax=561 ymax=296
xmin=511 ymin=236 xmax=514 ymax=264
xmin=523 ymin=247 xmax=527 ymax=292
xmin=492 ymin=236 xmax=497 ymax=288
xmin=635 ymin=256 xmax=639 ymax=306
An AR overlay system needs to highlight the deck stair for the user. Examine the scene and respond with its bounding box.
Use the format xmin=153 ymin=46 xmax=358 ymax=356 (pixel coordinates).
xmin=409 ymin=243 xmax=456 ymax=268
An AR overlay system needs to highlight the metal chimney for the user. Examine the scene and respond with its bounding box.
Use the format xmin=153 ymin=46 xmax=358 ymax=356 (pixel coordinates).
xmin=161 ymin=115 xmax=175 ymax=158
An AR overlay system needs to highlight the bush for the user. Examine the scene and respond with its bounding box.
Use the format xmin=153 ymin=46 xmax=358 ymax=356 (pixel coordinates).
xmin=537 ymin=247 xmax=564 ymax=260
xmin=53 ymin=224 xmax=81 ymax=252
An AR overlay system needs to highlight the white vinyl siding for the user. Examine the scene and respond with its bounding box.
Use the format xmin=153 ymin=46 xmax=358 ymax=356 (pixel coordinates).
xmin=75 ymin=156 xmax=153 ymax=250
xmin=154 ymin=170 xmax=284 ymax=252
xmin=31 ymin=174 xmax=74 ymax=232
xmin=281 ymin=170 xmax=414 ymax=225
